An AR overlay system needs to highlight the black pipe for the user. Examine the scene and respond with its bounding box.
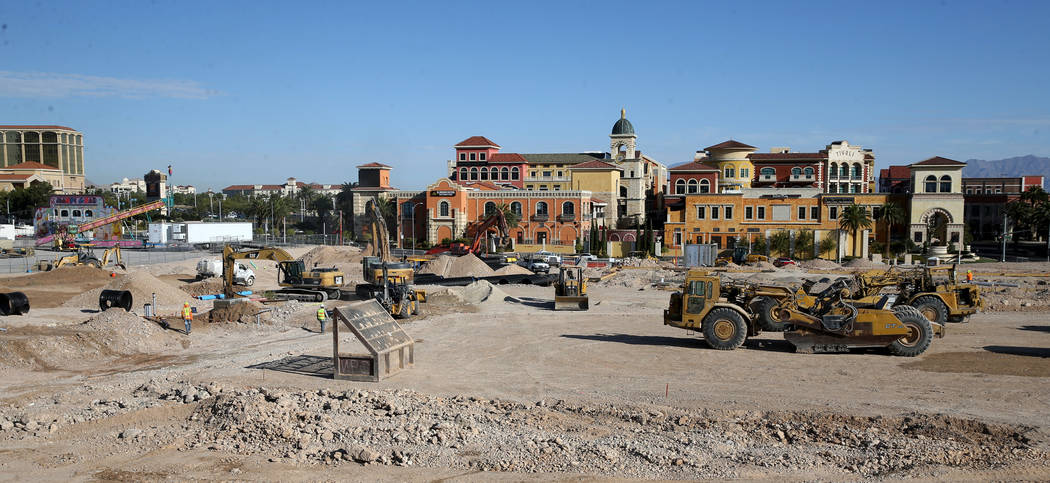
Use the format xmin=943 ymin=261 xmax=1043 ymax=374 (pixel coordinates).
xmin=0 ymin=292 xmax=30 ymax=316
xmin=99 ymin=289 xmax=133 ymax=312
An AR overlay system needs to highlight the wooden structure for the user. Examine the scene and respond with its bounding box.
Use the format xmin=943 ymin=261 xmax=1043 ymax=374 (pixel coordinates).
xmin=332 ymin=300 xmax=414 ymax=382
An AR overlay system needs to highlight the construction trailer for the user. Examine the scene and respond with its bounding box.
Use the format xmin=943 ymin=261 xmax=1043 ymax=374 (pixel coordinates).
xmin=149 ymin=222 xmax=253 ymax=248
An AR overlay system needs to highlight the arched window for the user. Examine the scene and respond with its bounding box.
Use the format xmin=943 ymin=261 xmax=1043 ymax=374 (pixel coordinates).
xmin=536 ymin=201 xmax=548 ymax=215
xmin=840 ymin=164 xmax=848 ymax=177
xmin=562 ymin=201 xmax=574 ymax=215
xmin=85 ymin=210 xmax=93 ymax=217
xmin=700 ymin=179 xmax=710 ymax=193
xmin=675 ymin=179 xmax=685 ymax=194
xmin=484 ymin=201 xmax=497 ymax=216
xmin=439 ymin=200 xmax=450 ymax=217
xmin=761 ymin=167 xmax=775 ymax=176
xmin=72 ymin=210 xmax=81 ymax=217
xmin=687 ymin=179 xmax=699 ymax=194
xmin=924 ymin=175 xmax=937 ymax=193
xmin=829 ymin=163 xmax=837 ymax=177
xmin=501 ymin=167 xmax=509 ymax=180
xmin=459 ymin=167 xmax=467 ymax=180
xmin=939 ymin=175 xmax=952 ymax=193
xmin=470 ymin=167 xmax=478 ymax=180
xmin=851 ymin=163 xmax=861 ymax=178
xmin=511 ymin=167 xmax=520 ymax=180
xmin=480 ymin=169 xmax=488 ymax=180
xmin=804 ymin=167 xmax=814 ymax=176
xmin=510 ymin=202 xmax=522 ymax=215
xmin=61 ymin=210 xmax=69 ymax=217
xmin=490 ymin=167 xmax=498 ymax=180
xmin=791 ymin=167 xmax=801 ymax=176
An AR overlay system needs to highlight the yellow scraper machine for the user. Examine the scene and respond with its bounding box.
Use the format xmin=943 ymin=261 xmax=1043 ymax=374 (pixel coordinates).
xmin=554 ymin=266 xmax=589 ymax=311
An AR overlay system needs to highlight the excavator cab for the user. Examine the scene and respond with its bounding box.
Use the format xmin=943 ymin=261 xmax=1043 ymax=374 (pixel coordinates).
xmin=554 ymin=266 xmax=589 ymax=311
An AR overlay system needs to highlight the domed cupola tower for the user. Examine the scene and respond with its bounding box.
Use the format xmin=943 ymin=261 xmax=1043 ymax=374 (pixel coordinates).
xmin=610 ymin=108 xmax=637 ymax=161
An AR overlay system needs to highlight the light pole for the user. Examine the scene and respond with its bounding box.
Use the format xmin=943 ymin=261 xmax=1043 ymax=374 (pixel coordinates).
xmin=207 ymin=189 xmax=214 ymax=219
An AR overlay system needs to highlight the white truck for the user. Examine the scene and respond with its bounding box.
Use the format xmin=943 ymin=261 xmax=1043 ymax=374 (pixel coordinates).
xmin=196 ymin=258 xmax=255 ymax=286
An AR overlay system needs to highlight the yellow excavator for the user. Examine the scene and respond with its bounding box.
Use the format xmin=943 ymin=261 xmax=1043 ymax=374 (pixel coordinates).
xmin=221 ymin=244 xmax=346 ymax=302
xmin=355 ymin=200 xmax=425 ymax=318
xmin=554 ymin=266 xmax=589 ymax=310
xmin=35 ymin=246 xmax=126 ymax=271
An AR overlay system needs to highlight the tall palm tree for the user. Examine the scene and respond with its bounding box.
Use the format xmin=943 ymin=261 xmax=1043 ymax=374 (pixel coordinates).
xmin=839 ymin=204 xmax=873 ymax=258
xmin=877 ymin=202 xmax=907 ymax=258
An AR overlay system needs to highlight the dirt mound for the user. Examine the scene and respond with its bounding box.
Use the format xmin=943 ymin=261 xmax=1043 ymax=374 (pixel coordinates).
xmin=207 ymin=300 xmax=267 ymax=323
xmin=3 ymin=265 xmax=114 ymax=287
xmin=801 ymin=259 xmax=841 ymax=270
xmin=620 ymin=257 xmax=660 ymax=268
xmin=844 ymin=258 xmax=885 ymax=268
xmin=180 ymin=279 xmax=226 ymax=297
xmin=81 ymin=308 xmax=182 ymax=353
xmin=300 ymin=245 xmax=362 ymax=267
xmin=430 ymin=280 xmax=509 ymax=306
xmin=749 ymin=260 xmax=776 ymax=270
xmin=492 ymin=264 xmax=533 ymax=275
xmin=62 ymin=271 xmax=198 ymax=310
xmin=420 ymin=254 xmax=496 ymax=278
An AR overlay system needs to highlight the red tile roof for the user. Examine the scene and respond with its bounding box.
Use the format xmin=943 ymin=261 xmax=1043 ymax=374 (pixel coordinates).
xmin=5 ymin=161 xmax=59 ymax=170
xmin=461 ymin=181 xmax=502 ymax=191
xmin=488 ymin=153 xmax=526 ymax=163
xmin=455 ymin=136 xmax=500 ymax=148
xmin=572 ymin=160 xmax=620 ymax=170
xmin=669 ymin=160 xmax=720 ymax=171
xmin=705 ymin=140 xmax=755 ymax=151
xmin=748 ymin=152 xmax=828 ymax=160
xmin=591 ymin=198 xmax=607 ymax=204
xmin=879 ymin=166 xmax=911 ymax=179
xmin=357 ymin=162 xmax=391 ymax=169
xmin=911 ymin=156 xmax=966 ymax=167
xmin=0 ymin=125 xmax=77 ymax=131
xmin=0 ymin=174 xmax=32 ymax=181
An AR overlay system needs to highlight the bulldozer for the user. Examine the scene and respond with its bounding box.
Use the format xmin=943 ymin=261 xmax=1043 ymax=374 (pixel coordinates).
xmin=34 ymin=246 xmax=126 ymax=271
xmin=221 ymin=244 xmax=347 ymax=302
xmin=553 ymin=266 xmax=589 ymax=310
xmin=354 ymin=200 xmax=425 ymax=318
xmin=715 ymin=246 xmax=767 ymax=266
xmin=664 ymin=270 xmax=937 ymax=356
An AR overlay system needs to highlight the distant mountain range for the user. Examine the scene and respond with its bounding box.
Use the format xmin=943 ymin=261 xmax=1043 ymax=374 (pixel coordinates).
xmin=963 ymin=155 xmax=1050 ymax=186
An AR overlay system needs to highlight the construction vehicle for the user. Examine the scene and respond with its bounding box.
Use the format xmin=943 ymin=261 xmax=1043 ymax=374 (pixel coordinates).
xmin=664 ymin=270 xmax=936 ymax=356
xmin=553 ymin=266 xmax=588 ymax=310
xmin=715 ymin=246 xmax=768 ymax=266
xmin=426 ymin=211 xmax=514 ymax=257
xmin=852 ymin=265 xmax=982 ymax=324
xmin=221 ymin=244 xmax=346 ymax=301
xmin=34 ymin=245 xmax=126 ymax=271
xmin=355 ymin=201 xmax=425 ymax=318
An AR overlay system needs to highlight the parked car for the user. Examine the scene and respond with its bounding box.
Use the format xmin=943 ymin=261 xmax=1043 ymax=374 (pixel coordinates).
xmin=535 ymin=250 xmax=562 ymax=266
xmin=517 ymin=257 xmax=550 ymax=274
xmin=773 ymin=257 xmax=796 ymax=267
xmin=576 ymin=253 xmax=598 ymax=263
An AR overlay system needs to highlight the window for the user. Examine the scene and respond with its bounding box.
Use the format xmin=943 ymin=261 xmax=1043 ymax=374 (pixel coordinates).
xmin=511 ymin=167 xmax=519 ymax=180
xmin=60 ymin=210 xmax=69 ymax=217
xmin=798 ymin=206 xmax=806 ymax=219
xmin=840 ymin=184 xmax=848 ymax=194
xmin=542 ymin=171 xmax=552 ymax=177
xmin=761 ymin=167 xmax=775 ymax=176
xmin=459 ymin=167 xmax=467 ymax=180
xmin=72 ymin=210 xmax=82 ymax=217
xmin=745 ymin=206 xmax=753 ymax=219
xmin=675 ymin=179 xmax=686 ymax=194
xmin=501 ymin=167 xmax=509 ymax=180
xmin=741 ymin=168 xmax=749 ymax=178
xmin=526 ymin=184 xmax=534 ymax=190
xmin=849 ymin=184 xmax=857 ymax=193
xmin=491 ymin=167 xmax=499 ymax=180
xmin=536 ymin=201 xmax=548 ymax=215
xmin=914 ymin=232 xmax=923 ymax=242
xmin=995 ymin=187 xmax=1002 ymax=194
xmin=673 ymin=229 xmax=682 ymax=246
xmin=470 ymin=167 xmax=478 ymax=180
xmin=553 ymin=185 xmax=561 ymax=191
xmin=811 ymin=206 xmax=819 ymax=220
xmin=530 ymin=171 xmax=537 ymax=178
xmin=439 ymin=200 xmax=450 ymax=217
xmin=830 ymin=206 xmax=838 ymax=219
xmin=804 ymin=167 xmax=814 ymax=176
xmin=851 ymin=163 xmax=861 ymax=179
xmin=556 ymin=171 xmax=563 ymax=178
xmin=539 ymin=185 xmax=548 ymax=191
xmin=757 ymin=206 xmax=766 ymax=219
xmin=791 ymin=167 xmax=802 ymax=176
xmin=85 ymin=210 xmax=93 ymax=217
xmin=940 ymin=175 xmax=952 ymax=193
xmin=924 ymin=175 xmax=937 ymax=193
xmin=711 ymin=206 xmax=720 ymax=219
xmin=840 ymin=164 xmax=848 ymax=177
xmin=469 ymin=153 xmax=476 ymax=161
xmin=724 ymin=206 xmax=733 ymax=219
xmin=510 ymin=202 xmax=521 ymax=215
xmin=459 ymin=153 xmax=466 ymax=161
xmin=725 ymin=167 xmax=735 ymax=178
xmin=829 ymin=163 xmax=837 ymax=177
xmin=688 ymin=179 xmax=698 ymax=194
xmin=700 ymin=179 xmax=710 ymax=193
xmin=562 ymin=201 xmax=574 ymax=215
xmin=480 ymin=169 xmax=488 ymax=180
xmin=484 ymin=201 xmax=497 ymax=216
xmin=696 ymin=206 xmax=706 ymax=219
xmin=479 ymin=152 xmax=486 ymax=161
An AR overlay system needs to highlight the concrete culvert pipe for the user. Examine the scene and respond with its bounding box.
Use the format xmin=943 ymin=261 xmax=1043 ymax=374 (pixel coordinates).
xmin=99 ymin=290 xmax=133 ymax=312
xmin=0 ymin=292 xmax=30 ymax=315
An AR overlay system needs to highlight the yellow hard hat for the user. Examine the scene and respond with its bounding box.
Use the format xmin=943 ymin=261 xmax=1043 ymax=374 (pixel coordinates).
xmin=184 ymin=302 xmax=190 ymax=306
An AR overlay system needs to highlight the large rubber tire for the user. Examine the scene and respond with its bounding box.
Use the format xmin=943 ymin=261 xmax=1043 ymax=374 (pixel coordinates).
xmin=911 ymin=295 xmax=948 ymax=325
xmin=245 ymin=276 xmax=255 ymax=287
xmin=753 ymin=297 xmax=788 ymax=332
xmin=702 ymin=307 xmax=748 ymax=351
xmin=396 ymin=300 xmax=411 ymax=319
xmin=889 ymin=305 xmax=934 ymax=357
xmin=84 ymin=258 xmax=101 ymax=268
xmin=411 ymin=298 xmax=420 ymax=316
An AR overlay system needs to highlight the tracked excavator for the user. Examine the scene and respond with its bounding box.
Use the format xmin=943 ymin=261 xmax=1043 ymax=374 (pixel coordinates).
xmin=355 ymin=200 xmax=425 ymax=318
xmin=221 ymin=244 xmax=346 ymax=302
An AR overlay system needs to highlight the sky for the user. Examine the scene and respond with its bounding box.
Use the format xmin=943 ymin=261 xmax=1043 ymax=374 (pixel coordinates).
xmin=1 ymin=0 xmax=1048 ymax=191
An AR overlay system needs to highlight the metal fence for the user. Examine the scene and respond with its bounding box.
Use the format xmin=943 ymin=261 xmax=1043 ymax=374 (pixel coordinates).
xmin=0 ymin=246 xmax=207 ymax=274
xmin=253 ymin=234 xmax=349 ymax=247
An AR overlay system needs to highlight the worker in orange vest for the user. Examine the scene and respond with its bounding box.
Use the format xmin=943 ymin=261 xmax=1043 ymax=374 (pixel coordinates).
xmin=182 ymin=302 xmax=193 ymax=334
xmin=966 ymin=269 xmax=973 ymax=282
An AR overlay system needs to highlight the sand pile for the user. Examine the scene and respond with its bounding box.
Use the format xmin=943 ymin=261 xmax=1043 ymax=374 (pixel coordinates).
xmin=300 ymin=245 xmax=363 ymax=267
xmin=207 ymin=300 xmax=267 ymax=323
xmin=749 ymin=260 xmax=777 ymax=270
xmin=779 ymin=263 xmax=802 ymax=271
xmin=493 ymin=264 xmax=533 ymax=275
xmin=81 ymin=308 xmax=182 ymax=353
xmin=844 ymin=258 xmax=885 ymax=268
xmin=430 ymin=280 xmax=510 ymax=307
xmin=63 ymin=271 xmax=198 ymax=310
xmin=801 ymin=259 xmax=841 ymax=270
xmin=420 ymin=254 xmax=496 ymax=278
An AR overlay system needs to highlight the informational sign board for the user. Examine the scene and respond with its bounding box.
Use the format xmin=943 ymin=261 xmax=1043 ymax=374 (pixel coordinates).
xmin=332 ymin=300 xmax=414 ymax=382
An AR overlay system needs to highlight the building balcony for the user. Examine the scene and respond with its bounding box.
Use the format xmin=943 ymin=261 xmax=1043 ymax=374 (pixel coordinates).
xmin=524 ymin=176 xmax=570 ymax=182
xmin=756 ymin=174 xmax=777 ymax=183
xmin=557 ymin=214 xmax=576 ymax=222
xmin=790 ymin=174 xmax=815 ymax=182
xmin=531 ymin=214 xmax=549 ymax=222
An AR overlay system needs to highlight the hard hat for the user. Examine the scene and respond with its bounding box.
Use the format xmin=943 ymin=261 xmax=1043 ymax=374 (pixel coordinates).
xmin=184 ymin=302 xmax=190 ymax=306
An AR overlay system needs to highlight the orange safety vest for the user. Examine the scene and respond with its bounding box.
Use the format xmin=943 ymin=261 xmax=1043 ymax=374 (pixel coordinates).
xmin=182 ymin=306 xmax=193 ymax=320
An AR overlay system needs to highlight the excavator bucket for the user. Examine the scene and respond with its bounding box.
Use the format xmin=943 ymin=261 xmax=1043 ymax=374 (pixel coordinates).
xmin=555 ymin=294 xmax=589 ymax=311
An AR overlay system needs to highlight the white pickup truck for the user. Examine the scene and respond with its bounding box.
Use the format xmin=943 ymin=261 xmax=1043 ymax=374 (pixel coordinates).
xmin=196 ymin=258 xmax=256 ymax=286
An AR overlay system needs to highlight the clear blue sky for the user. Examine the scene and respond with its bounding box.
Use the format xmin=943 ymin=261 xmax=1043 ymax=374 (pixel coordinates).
xmin=1 ymin=0 xmax=1048 ymax=191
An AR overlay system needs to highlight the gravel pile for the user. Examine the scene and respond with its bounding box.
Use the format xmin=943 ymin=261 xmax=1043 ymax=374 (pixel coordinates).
xmin=177 ymin=386 xmax=1043 ymax=478
xmin=81 ymin=308 xmax=179 ymax=354
xmin=800 ymin=259 xmax=841 ymax=270
xmin=845 ymin=258 xmax=886 ymax=268
xmin=619 ymin=257 xmax=661 ymax=268
xmin=492 ymin=264 xmax=533 ymax=275
xmin=300 ymin=246 xmax=362 ymax=267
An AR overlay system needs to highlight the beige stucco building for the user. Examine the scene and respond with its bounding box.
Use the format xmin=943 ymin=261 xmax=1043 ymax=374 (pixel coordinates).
xmin=906 ymin=157 xmax=966 ymax=250
xmin=0 ymin=125 xmax=85 ymax=192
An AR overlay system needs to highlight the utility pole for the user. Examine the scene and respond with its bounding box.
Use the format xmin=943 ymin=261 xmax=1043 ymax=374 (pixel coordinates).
xmin=1001 ymin=213 xmax=1007 ymax=262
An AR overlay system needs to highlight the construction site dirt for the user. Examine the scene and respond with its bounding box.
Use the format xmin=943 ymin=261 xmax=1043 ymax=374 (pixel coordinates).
xmin=0 ymin=249 xmax=1049 ymax=480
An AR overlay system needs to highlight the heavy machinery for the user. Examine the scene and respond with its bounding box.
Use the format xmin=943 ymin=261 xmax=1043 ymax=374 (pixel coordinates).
xmin=37 ymin=199 xmax=165 ymax=249
xmin=715 ymin=246 xmax=768 ymax=266
xmin=355 ymin=200 xmax=425 ymax=318
xmin=221 ymin=244 xmax=346 ymax=301
xmin=664 ymin=270 xmax=936 ymax=356
xmin=426 ymin=211 xmax=514 ymax=257
xmin=34 ymin=246 xmax=126 ymax=271
xmin=553 ymin=266 xmax=589 ymax=310
xmin=853 ymin=265 xmax=982 ymax=324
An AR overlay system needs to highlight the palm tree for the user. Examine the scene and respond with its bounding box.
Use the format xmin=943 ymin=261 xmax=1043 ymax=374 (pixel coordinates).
xmin=839 ymin=204 xmax=873 ymax=258
xmin=876 ymin=202 xmax=907 ymax=259
xmin=371 ymin=196 xmax=398 ymax=239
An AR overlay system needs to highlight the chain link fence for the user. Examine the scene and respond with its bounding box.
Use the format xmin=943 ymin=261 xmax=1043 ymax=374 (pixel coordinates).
xmin=0 ymin=241 xmax=207 ymax=274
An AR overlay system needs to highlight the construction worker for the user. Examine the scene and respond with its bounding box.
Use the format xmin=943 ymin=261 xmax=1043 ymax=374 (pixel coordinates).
xmin=966 ymin=269 xmax=974 ymax=282
xmin=316 ymin=304 xmax=327 ymax=334
xmin=182 ymin=302 xmax=193 ymax=334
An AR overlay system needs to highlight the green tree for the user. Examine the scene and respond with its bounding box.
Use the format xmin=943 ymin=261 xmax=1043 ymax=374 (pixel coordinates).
xmin=876 ymin=201 xmax=907 ymax=259
xmin=839 ymin=204 xmax=872 ymax=258
xmin=6 ymin=182 xmax=54 ymax=220
xmin=795 ymin=229 xmax=814 ymax=260
xmin=819 ymin=231 xmax=838 ymax=259
xmin=751 ymin=235 xmax=767 ymax=255
xmin=1006 ymin=186 xmax=1048 ymax=241
xmin=768 ymin=230 xmax=790 ymax=257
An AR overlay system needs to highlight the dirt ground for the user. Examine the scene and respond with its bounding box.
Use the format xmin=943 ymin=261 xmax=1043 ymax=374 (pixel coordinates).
xmin=0 ymin=251 xmax=1049 ymax=480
